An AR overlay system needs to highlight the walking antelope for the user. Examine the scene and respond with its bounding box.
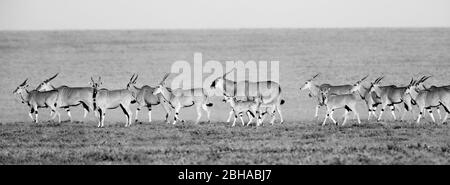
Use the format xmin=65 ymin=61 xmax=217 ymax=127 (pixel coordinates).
xmin=320 ymin=78 xmax=365 ymax=126
xmin=368 ymin=77 xmax=426 ymax=122
xmin=405 ymin=77 xmax=450 ymax=124
xmin=222 ymin=95 xmax=263 ymax=127
xmin=36 ymin=73 xmax=95 ymax=122
xmin=359 ymin=86 xmax=382 ymax=120
xmin=13 ymin=79 xmax=61 ymax=123
xmin=210 ymin=69 xmax=284 ymax=124
xmin=300 ymin=73 xmax=368 ymax=120
xmin=419 ymin=84 xmax=450 ymax=120
xmin=153 ymin=73 xmax=213 ymax=125
xmin=90 ymin=77 xmax=134 ymax=128
xmin=126 ymin=74 xmax=171 ymax=124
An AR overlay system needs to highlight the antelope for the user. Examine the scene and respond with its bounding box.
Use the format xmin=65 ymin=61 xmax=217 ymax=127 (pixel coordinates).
xmin=36 ymin=73 xmax=95 ymax=122
xmin=405 ymin=77 xmax=450 ymax=124
xmin=13 ymin=79 xmax=61 ymax=123
xmin=320 ymin=79 xmax=365 ymax=126
xmin=300 ymin=73 xmax=368 ymax=120
xmin=222 ymin=95 xmax=263 ymax=127
xmin=90 ymin=77 xmax=134 ymax=128
xmin=368 ymin=76 xmax=427 ymax=122
xmin=355 ymin=85 xmax=382 ymax=121
xmin=126 ymin=74 xmax=172 ymax=124
xmin=210 ymin=69 xmax=284 ymax=125
xmin=420 ymin=84 xmax=450 ymax=120
xmin=153 ymin=73 xmax=214 ymax=125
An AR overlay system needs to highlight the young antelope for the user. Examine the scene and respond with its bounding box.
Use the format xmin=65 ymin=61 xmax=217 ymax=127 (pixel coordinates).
xmin=222 ymin=95 xmax=263 ymax=127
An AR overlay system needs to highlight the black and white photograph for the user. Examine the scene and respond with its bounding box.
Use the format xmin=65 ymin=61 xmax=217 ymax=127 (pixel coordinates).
xmin=1 ymin=0 xmax=450 ymax=172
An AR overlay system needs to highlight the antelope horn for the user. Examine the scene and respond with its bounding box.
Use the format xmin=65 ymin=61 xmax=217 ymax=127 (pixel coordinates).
xmin=129 ymin=74 xmax=135 ymax=82
xmin=159 ymin=73 xmax=170 ymax=85
xmin=44 ymin=73 xmax=59 ymax=83
xmin=19 ymin=78 xmax=28 ymax=86
xmin=311 ymin=73 xmax=320 ymax=80
xmin=412 ymin=80 xmax=418 ymax=86
xmin=133 ymin=74 xmax=139 ymax=83
xmin=375 ymin=76 xmax=384 ymax=84
xmin=420 ymin=75 xmax=431 ymax=84
xmin=373 ymin=77 xmax=380 ymax=84
xmin=409 ymin=77 xmax=414 ymax=86
xmin=91 ymin=77 xmax=95 ymax=84
xmin=359 ymin=74 xmax=369 ymax=83
xmin=414 ymin=76 xmax=425 ymax=86
xmin=416 ymin=76 xmax=426 ymax=85
xmin=222 ymin=68 xmax=235 ymax=78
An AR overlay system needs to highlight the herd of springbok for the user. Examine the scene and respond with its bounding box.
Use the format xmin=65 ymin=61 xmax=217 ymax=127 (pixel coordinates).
xmin=12 ymin=70 xmax=450 ymax=127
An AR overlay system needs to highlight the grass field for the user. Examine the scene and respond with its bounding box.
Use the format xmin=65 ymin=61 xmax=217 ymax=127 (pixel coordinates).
xmin=1 ymin=28 xmax=450 ymax=164
xmin=1 ymin=120 xmax=449 ymax=164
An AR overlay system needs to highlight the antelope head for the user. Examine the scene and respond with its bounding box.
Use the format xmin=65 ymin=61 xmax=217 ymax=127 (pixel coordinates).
xmin=36 ymin=73 xmax=58 ymax=91
xmin=368 ymin=76 xmax=384 ymax=94
xmin=351 ymin=74 xmax=369 ymax=93
xmin=210 ymin=68 xmax=235 ymax=90
xmin=319 ymin=87 xmax=330 ymax=104
xmin=300 ymin=73 xmax=319 ymax=91
xmin=90 ymin=76 xmax=102 ymax=90
xmin=153 ymin=73 xmax=170 ymax=95
xmin=13 ymin=78 xmax=29 ymax=95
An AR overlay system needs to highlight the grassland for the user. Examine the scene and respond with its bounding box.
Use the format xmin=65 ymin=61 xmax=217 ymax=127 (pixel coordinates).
xmin=1 ymin=120 xmax=449 ymax=165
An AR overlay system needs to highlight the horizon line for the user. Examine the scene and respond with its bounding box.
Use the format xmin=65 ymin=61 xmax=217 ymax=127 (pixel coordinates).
xmin=1 ymin=26 xmax=450 ymax=32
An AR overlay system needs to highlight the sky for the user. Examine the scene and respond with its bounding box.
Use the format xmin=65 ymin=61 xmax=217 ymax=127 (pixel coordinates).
xmin=0 ymin=0 xmax=449 ymax=30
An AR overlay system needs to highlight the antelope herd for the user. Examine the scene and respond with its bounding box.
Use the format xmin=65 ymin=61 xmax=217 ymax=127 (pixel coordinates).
xmin=12 ymin=70 xmax=450 ymax=127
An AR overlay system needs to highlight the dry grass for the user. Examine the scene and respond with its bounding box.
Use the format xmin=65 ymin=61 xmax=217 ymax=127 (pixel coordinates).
xmin=1 ymin=120 xmax=449 ymax=164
